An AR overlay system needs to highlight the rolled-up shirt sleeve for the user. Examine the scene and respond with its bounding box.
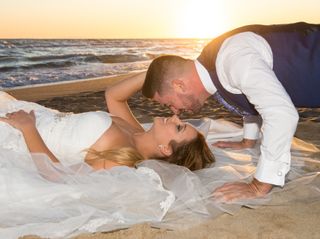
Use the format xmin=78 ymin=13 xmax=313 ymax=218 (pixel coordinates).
xmin=216 ymin=32 xmax=299 ymax=186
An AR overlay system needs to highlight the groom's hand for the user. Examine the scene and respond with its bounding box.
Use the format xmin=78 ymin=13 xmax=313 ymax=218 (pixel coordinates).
xmin=212 ymin=178 xmax=273 ymax=202
xmin=212 ymin=138 xmax=256 ymax=149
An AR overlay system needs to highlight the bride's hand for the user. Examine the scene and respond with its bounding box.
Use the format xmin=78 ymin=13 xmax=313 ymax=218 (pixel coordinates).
xmin=0 ymin=110 xmax=36 ymax=132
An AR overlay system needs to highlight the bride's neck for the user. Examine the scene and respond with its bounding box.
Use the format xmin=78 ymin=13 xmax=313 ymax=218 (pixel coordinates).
xmin=132 ymin=132 xmax=159 ymax=159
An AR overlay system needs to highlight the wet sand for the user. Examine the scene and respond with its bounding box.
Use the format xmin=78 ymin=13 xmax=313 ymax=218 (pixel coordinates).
xmin=3 ymin=74 xmax=319 ymax=239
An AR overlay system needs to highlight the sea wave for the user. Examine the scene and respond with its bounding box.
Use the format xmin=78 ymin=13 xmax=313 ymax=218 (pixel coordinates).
xmin=93 ymin=54 xmax=151 ymax=63
xmin=0 ymin=56 xmax=17 ymax=63
xmin=0 ymin=53 xmax=153 ymax=71
xmin=27 ymin=53 xmax=153 ymax=63
xmin=0 ymin=60 xmax=76 ymax=72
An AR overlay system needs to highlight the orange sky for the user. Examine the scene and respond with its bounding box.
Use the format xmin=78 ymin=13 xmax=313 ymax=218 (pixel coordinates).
xmin=0 ymin=0 xmax=319 ymax=39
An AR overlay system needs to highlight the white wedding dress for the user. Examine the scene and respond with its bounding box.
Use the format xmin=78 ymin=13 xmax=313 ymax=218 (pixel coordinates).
xmin=0 ymin=91 xmax=319 ymax=239
xmin=0 ymin=92 xmax=175 ymax=238
xmin=0 ymin=91 xmax=113 ymax=166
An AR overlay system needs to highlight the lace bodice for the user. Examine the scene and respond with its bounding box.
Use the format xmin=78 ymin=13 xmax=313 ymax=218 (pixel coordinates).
xmin=0 ymin=93 xmax=112 ymax=166
xmin=36 ymin=110 xmax=112 ymax=165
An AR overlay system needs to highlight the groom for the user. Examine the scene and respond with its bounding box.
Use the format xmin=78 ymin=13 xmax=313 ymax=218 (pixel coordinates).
xmin=140 ymin=22 xmax=320 ymax=201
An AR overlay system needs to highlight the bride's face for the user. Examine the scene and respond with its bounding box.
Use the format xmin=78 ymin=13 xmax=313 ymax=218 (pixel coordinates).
xmin=151 ymin=115 xmax=198 ymax=146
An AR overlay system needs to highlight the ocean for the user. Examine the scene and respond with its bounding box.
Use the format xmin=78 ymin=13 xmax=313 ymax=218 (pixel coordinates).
xmin=0 ymin=39 xmax=209 ymax=88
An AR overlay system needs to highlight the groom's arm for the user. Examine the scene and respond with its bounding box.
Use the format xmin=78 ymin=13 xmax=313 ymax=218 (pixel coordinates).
xmin=212 ymin=32 xmax=299 ymax=201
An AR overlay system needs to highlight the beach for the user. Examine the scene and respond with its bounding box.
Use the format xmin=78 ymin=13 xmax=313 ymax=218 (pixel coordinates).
xmin=4 ymin=74 xmax=320 ymax=239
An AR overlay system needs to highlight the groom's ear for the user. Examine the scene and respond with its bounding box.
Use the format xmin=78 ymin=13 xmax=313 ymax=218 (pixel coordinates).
xmin=171 ymin=79 xmax=186 ymax=94
xmin=158 ymin=144 xmax=173 ymax=157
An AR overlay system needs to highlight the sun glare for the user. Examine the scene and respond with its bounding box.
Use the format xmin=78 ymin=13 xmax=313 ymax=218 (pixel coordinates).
xmin=176 ymin=0 xmax=229 ymax=39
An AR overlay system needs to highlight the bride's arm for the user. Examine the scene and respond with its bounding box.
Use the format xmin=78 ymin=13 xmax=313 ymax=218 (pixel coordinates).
xmin=0 ymin=110 xmax=59 ymax=163
xmin=105 ymin=71 xmax=146 ymax=131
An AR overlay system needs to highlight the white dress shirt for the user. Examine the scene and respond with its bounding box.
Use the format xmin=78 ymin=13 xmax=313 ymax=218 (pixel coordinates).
xmin=195 ymin=32 xmax=299 ymax=186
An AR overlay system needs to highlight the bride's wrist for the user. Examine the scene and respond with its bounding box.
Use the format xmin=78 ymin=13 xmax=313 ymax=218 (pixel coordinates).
xmin=20 ymin=124 xmax=37 ymax=135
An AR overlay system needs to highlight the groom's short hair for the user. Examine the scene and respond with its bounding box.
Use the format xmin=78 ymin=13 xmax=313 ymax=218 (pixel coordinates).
xmin=142 ymin=55 xmax=189 ymax=98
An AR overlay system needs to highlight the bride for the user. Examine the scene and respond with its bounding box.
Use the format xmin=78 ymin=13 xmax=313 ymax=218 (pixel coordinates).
xmin=0 ymin=72 xmax=214 ymax=238
xmin=0 ymin=72 xmax=214 ymax=171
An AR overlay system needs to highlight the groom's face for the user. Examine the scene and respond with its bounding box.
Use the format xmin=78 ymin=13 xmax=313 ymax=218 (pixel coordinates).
xmin=153 ymin=91 xmax=184 ymax=114
xmin=153 ymin=91 xmax=202 ymax=115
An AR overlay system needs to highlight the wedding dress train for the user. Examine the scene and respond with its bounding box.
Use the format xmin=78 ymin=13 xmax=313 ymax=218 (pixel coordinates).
xmin=0 ymin=91 xmax=319 ymax=238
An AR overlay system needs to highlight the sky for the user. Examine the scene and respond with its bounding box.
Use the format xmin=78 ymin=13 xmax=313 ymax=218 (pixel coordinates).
xmin=0 ymin=0 xmax=319 ymax=39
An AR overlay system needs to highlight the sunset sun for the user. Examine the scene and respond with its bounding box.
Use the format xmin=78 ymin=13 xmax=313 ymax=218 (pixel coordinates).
xmin=176 ymin=0 xmax=229 ymax=38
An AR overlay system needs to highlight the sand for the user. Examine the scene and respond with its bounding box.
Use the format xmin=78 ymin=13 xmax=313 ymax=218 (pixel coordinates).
xmin=5 ymin=73 xmax=139 ymax=102
xmin=3 ymin=73 xmax=320 ymax=239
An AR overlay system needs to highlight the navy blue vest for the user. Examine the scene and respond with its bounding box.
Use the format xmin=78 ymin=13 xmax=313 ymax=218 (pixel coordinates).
xmin=197 ymin=22 xmax=320 ymax=116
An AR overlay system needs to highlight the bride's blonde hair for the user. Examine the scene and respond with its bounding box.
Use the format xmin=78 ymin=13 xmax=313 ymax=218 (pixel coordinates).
xmin=86 ymin=147 xmax=144 ymax=168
